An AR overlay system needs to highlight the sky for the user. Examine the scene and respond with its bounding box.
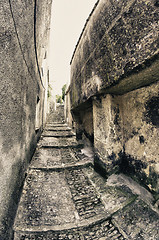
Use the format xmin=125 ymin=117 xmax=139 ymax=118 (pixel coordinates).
xmin=49 ymin=0 xmax=98 ymax=95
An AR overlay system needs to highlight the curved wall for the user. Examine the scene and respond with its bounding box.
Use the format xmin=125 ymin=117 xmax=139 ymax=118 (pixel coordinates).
xmin=0 ymin=0 xmax=52 ymax=238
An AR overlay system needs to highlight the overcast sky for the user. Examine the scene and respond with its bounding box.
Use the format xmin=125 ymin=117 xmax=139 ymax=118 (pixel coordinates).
xmin=49 ymin=0 xmax=98 ymax=95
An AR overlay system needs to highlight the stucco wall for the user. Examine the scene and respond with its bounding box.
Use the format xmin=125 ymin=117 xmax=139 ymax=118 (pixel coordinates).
xmin=0 ymin=0 xmax=52 ymax=238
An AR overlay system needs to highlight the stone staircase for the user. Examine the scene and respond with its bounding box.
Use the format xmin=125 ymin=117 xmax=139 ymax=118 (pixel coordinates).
xmin=13 ymin=104 xmax=159 ymax=240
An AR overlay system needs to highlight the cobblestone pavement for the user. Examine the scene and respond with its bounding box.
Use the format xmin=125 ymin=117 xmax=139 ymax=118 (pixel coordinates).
xmin=13 ymin=105 xmax=159 ymax=240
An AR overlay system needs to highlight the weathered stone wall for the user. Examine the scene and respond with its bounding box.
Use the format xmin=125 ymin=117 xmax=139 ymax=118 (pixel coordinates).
xmin=93 ymin=94 xmax=123 ymax=174
xmin=0 ymin=0 xmax=52 ymax=239
xmin=67 ymin=0 xmax=159 ymax=195
xmin=93 ymin=82 xmax=159 ymax=192
xmin=70 ymin=0 xmax=159 ymax=108
xmin=121 ymin=82 xmax=159 ymax=192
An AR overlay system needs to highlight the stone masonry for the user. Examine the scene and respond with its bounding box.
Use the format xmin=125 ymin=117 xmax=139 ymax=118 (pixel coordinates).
xmin=66 ymin=0 xmax=159 ymax=195
xmin=13 ymin=105 xmax=159 ymax=240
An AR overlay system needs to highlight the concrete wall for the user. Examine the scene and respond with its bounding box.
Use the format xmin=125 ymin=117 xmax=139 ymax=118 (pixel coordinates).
xmin=0 ymin=0 xmax=52 ymax=238
xmin=67 ymin=0 xmax=159 ymax=195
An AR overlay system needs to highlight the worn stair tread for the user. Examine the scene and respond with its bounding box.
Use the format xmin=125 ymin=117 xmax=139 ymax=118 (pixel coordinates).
xmin=45 ymin=122 xmax=67 ymax=126
xmin=13 ymin=106 xmax=159 ymax=240
xmin=14 ymin=170 xmax=77 ymax=231
xmin=30 ymin=147 xmax=93 ymax=169
xmin=14 ymin=169 xmax=109 ymax=232
xmin=14 ymin=167 xmax=140 ymax=236
xmin=14 ymin=218 xmax=125 ymax=240
xmin=37 ymin=136 xmax=83 ymax=148
xmin=42 ymin=130 xmax=75 ymax=138
xmin=44 ymin=126 xmax=72 ymax=131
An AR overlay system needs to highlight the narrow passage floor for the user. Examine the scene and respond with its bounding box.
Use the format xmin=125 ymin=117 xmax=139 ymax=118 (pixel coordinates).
xmin=13 ymin=105 xmax=159 ymax=240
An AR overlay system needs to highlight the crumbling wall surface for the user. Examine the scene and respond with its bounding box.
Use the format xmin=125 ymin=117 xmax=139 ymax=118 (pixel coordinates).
xmin=121 ymin=81 xmax=159 ymax=193
xmin=0 ymin=0 xmax=52 ymax=239
xmin=70 ymin=0 xmax=159 ymax=108
xmin=93 ymin=94 xmax=123 ymax=174
xmin=93 ymin=82 xmax=159 ymax=193
xmin=68 ymin=0 xmax=159 ymax=195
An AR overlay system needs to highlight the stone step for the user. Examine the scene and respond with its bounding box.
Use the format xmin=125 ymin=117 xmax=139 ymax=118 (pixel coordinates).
xmin=14 ymin=219 xmax=125 ymax=239
xmin=30 ymin=148 xmax=93 ymax=170
xmin=45 ymin=124 xmax=67 ymax=129
xmin=44 ymin=126 xmax=72 ymax=131
xmin=13 ymin=165 xmax=159 ymax=240
xmin=42 ymin=131 xmax=75 ymax=138
xmin=37 ymin=136 xmax=83 ymax=149
xmin=46 ymin=121 xmax=66 ymax=124
xmin=15 ymin=167 xmax=158 ymax=240
xmin=47 ymin=119 xmax=65 ymax=124
xmin=46 ymin=121 xmax=67 ymax=126
xmin=13 ymin=106 xmax=159 ymax=240
xmin=13 ymin=168 xmax=126 ymax=239
xmin=48 ymin=117 xmax=65 ymax=122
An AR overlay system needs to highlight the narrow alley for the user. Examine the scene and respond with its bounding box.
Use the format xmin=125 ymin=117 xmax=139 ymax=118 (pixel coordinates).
xmin=13 ymin=105 xmax=159 ymax=240
xmin=1 ymin=1 xmax=159 ymax=239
